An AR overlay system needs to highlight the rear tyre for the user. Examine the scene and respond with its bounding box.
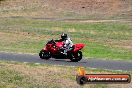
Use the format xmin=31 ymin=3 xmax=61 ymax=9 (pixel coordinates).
xmin=70 ymin=51 xmax=82 ymax=62
xmin=39 ymin=50 xmax=51 ymax=60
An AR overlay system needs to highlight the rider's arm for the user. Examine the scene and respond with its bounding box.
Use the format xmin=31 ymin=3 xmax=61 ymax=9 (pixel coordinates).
xmin=64 ymin=38 xmax=73 ymax=47
xmin=54 ymin=39 xmax=62 ymax=42
xmin=67 ymin=38 xmax=73 ymax=45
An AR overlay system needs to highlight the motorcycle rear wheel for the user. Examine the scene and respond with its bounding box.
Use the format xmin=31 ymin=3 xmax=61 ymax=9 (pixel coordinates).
xmin=39 ymin=50 xmax=51 ymax=60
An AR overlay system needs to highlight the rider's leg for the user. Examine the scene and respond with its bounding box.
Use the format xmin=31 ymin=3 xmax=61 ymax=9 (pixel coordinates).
xmin=60 ymin=47 xmax=67 ymax=55
xmin=63 ymin=48 xmax=67 ymax=55
xmin=62 ymin=45 xmax=73 ymax=55
xmin=63 ymin=46 xmax=72 ymax=55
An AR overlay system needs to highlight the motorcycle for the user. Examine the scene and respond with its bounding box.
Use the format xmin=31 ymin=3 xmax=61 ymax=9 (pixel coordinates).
xmin=39 ymin=39 xmax=85 ymax=62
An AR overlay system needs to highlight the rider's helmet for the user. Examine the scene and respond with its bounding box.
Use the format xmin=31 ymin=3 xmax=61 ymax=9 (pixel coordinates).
xmin=61 ymin=33 xmax=67 ymax=40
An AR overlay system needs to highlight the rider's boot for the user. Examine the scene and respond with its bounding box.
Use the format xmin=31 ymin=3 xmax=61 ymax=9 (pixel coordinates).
xmin=63 ymin=50 xmax=67 ymax=55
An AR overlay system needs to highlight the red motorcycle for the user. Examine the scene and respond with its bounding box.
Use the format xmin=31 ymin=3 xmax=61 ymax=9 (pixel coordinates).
xmin=39 ymin=39 xmax=85 ymax=62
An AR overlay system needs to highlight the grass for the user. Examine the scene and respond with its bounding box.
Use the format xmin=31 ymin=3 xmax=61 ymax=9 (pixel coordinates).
xmin=0 ymin=17 xmax=132 ymax=60
xmin=0 ymin=60 xmax=131 ymax=88
xmin=0 ymin=61 xmax=65 ymax=88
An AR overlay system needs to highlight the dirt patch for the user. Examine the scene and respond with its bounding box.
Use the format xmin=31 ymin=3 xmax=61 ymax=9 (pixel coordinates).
xmin=0 ymin=31 xmax=53 ymax=43
xmin=0 ymin=0 xmax=131 ymax=19
xmin=5 ymin=63 xmax=81 ymax=88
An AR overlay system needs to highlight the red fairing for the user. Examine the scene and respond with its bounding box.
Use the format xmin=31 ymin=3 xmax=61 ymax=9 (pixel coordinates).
xmin=73 ymin=43 xmax=85 ymax=52
xmin=43 ymin=42 xmax=85 ymax=54
xmin=55 ymin=42 xmax=64 ymax=48
xmin=43 ymin=42 xmax=64 ymax=55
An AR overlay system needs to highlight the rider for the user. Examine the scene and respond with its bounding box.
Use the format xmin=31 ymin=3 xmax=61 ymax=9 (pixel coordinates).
xmin=55 ymin=33 xmax=73 ymax=55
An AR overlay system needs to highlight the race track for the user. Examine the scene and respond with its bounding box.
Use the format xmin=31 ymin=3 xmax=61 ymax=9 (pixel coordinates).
xmin=0 ymin=52 xmax=132 ymax=71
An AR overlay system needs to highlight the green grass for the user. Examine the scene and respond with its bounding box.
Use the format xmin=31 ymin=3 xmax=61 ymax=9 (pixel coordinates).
xmin=0 ymin=18 xmax=132 ymax=60
xmin=0 ymin=66 xmax=47 ymax=88
xmin=0 ymin=60 xmax=131 ymax=88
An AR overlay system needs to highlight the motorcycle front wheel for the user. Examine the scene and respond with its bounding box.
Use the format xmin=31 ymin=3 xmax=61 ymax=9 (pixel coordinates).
xmin=70 ymin=51 xmax=82 ymax=62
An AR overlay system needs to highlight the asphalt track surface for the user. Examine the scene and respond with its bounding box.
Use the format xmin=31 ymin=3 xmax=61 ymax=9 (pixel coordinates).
xmin=0 ymin=52 xmax=132 ymax=71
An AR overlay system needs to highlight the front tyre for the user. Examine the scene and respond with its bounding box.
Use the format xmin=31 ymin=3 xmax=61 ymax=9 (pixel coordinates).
xmin=39 ymin=50 xmax=51 ymax=60
xmin=70 ymin=51 xmax=82 ymax=62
